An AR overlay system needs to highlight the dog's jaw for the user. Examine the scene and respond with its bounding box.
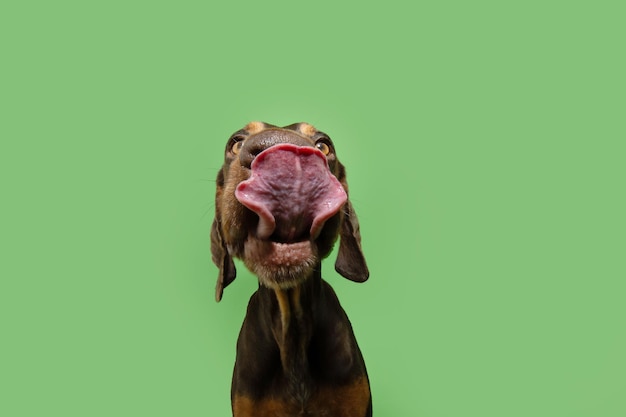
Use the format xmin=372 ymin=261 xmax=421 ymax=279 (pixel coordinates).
xmin=242 ymin=239 xmax=318 ymax=289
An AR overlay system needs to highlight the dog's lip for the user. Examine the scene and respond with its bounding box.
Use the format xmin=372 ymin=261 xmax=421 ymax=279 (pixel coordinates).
xmin=244 ymin=235 xmax=314 ymax=267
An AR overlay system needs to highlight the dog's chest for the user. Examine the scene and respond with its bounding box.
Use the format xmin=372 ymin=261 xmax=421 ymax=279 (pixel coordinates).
xmin=233 ymin=376 xmax=370 ymax=417
xmin=231 ymin=286 xmax=370 ymax=416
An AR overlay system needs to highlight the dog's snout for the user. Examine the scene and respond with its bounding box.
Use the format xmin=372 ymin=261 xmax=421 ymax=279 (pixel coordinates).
xmin=240 ymin=129 xmax=313 ymax=168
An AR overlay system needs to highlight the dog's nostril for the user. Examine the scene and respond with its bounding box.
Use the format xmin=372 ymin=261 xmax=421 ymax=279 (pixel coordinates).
xmin=240 ymin=145 xmax=265 ymax=168
xmin=240 ymin=139 xmax=281 ymax=168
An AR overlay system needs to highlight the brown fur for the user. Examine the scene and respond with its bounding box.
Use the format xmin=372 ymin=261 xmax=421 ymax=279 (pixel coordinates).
xmin=212 ymin=123 xmax=371 ymax=416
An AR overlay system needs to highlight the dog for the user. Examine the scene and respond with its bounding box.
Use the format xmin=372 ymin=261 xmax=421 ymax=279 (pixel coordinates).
xmin=211 ymin=122 xmax=371 ymax=416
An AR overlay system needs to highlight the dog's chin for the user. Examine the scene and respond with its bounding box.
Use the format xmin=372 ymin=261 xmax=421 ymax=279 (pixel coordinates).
xmin=242 ymin=238 xmax=319 ymax=289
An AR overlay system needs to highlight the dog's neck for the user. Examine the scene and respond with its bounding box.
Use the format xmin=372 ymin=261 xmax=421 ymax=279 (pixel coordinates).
xmin=256 ymin=266 xmax=323 ymax=403
xmin=261 ymin=267 xmax=321 ymax=359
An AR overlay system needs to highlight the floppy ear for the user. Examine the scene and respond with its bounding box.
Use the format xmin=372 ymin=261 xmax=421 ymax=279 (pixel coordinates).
xmin=211 ymin=170 xmax=236 ymax=302
xmin=211 ymin=218 xmax=236 ymax=301
xmin=335 ymin=199 xmax=369 ymax=282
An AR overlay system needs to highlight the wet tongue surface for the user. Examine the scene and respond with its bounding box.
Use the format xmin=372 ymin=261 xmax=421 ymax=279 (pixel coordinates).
xmin=235 ymin=144 xmax=347 ymax=242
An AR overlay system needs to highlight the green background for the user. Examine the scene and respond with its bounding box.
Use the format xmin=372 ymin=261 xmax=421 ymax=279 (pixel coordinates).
xmin=2 ymin=1 xmax=624 ymax=416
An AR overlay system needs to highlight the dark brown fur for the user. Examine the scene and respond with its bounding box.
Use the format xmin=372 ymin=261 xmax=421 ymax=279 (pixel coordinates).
xmin=211 ymin=122 xmax=371 ymax=416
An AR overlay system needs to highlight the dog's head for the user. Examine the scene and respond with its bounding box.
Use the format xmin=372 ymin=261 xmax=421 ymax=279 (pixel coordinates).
xmin=211 ymin=122 xmax=368 ymax=301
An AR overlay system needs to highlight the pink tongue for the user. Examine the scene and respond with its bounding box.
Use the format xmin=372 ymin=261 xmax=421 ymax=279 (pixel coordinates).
xmin=235 ymin=144 xmax=347 ymax=241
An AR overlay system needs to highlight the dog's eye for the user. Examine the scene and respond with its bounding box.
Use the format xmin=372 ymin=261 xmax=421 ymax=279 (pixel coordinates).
xmin=315 ymin=140 xmax=331 ymax=156
xmin=232 ymin=140 xmax=244 ymax=155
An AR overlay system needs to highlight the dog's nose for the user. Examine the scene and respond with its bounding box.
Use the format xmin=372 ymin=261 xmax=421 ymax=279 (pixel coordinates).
xmin=239 ymin=129 xmax=313 ymax=168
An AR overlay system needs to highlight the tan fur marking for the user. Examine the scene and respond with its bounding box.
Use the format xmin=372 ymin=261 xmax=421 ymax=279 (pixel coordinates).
xmin=272 ymin=288 xmax=295 ymax=381
xmin=245 ymin=121 xmax=265 ymax=135
xmin=299 ymin=122 xmax=317 ymax=137
xmin=233 ymin=395 xmax=292 ymax=417
xmin=233 ymin=378 xmax=370 ymax=417
xmin=311 ymin=376 xmax=371 ymax=416
xmin=274 ymin=288 xmax=291 ymax=337
xmin=290 ymin=285 xmax=303 ymax=320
